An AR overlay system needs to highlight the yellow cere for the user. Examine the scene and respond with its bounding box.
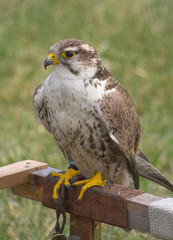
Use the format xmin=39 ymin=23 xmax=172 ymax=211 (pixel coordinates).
xmin=49 ymin=53 xmax=60 ymax=64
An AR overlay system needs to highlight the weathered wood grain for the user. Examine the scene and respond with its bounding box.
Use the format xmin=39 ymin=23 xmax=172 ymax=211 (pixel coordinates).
xmin=127 ymin=193 xmax=161 ymax=232
xmin=11 ymin=167 xmax=163 ymax=233
xmin=70 ymin=215 xmax=93 ymax=240
xmin=0 ymin=160 xmax=48 ymax=190
xmin=70 ymin=215 xmax=101 ymax=240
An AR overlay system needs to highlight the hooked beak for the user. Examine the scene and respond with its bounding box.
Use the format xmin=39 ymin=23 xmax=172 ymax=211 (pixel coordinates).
xmin=44 ymin=53 xmax=60 ymax=70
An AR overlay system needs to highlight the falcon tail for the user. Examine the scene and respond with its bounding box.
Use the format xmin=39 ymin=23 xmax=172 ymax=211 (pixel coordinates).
xmin=135 ymin=149 xmax=173 ymax=191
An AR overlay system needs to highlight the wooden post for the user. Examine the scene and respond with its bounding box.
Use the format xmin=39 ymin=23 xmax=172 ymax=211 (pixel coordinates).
xmin=70 ymin=215 xmax=101 ymax=240
xmin=70 ymin=215 xmax=93 ymax=240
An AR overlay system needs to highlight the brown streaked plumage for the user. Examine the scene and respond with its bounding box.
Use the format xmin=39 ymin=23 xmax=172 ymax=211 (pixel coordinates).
xmin=33 ymin=39 xmax=173 ymax=193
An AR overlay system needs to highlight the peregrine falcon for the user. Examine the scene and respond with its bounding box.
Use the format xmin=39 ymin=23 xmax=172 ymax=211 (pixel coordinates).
xmin=33 ymin=39 xmax=173 ymax=203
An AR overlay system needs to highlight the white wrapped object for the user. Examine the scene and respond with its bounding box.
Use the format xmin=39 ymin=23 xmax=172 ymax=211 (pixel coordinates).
xmin=149 ymin=198 xmax=173 ymax=240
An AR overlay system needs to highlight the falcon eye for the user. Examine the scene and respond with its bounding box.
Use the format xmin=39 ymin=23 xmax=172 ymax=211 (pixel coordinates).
xmin=61 ymin=51 xmax=75 ymax=59
xmin=65 ymin=51 xmax=74 ymax=58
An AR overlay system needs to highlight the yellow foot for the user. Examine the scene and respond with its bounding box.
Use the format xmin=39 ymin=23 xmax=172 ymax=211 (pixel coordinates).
xmin=72 ymin=171 xmax=111 ymax=204
xmin=52 ymin=168 xmax=80 ymax=199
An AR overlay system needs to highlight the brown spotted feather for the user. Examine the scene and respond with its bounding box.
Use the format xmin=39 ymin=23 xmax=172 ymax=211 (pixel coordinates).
xmin=91 ymin=66 xmax=141 ymax=188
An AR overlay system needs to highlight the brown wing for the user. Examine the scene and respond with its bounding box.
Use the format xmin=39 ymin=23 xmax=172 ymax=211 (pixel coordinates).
xmin=98 ymin=77 xmax=141 ymax=188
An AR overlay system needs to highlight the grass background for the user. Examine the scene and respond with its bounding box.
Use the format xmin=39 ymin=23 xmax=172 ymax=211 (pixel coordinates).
xmin=0 ymin=0 xmax=173 ymax=239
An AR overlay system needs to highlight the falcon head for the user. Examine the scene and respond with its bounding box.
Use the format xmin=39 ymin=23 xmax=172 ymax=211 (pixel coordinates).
xmin=44 ymin=39 xmax=101 ymax=79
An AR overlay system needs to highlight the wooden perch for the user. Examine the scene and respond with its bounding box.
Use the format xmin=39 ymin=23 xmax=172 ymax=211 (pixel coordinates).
xmin=6 ymin=165 xmax=161 ymax=233
xmin=1 ymin=161 xmax=169 ymax=239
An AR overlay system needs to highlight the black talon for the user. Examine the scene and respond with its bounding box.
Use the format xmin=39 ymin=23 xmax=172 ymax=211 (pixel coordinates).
xmin=76 ymin=198 xmax=80 ymax=206
xmin=71 ymin=182 xmax=77 ymax=186
xmin=66 ymin=184 xmax=75 ymax=190
xmin=53 ymin=198 xmax=58 ymax=204
xmin=53 ymin=198 xmax=63 ymax=206
xmin=47 ymin=172 xmax=53 ymax=179
xmin=106 ymin=180 xmax=111 ymax=189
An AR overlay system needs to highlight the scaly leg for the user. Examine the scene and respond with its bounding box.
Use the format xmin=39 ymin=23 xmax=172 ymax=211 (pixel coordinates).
xmin=72 ymin=171 xmax=110 ymax=204
xmin=52 ymin=168 xmax=81 ymax=199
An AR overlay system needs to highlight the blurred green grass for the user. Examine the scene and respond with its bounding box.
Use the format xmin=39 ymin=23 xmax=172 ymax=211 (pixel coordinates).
xmin=0 ymin=0 xmax=173 ymax=239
